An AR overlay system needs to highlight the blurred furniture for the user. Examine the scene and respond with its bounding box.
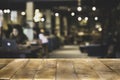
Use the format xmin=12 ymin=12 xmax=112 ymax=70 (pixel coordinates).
xmin=48 ymin=36 xmax=61 ymax=52
xmin=0 ymin=45 xmax=42 ymax=58
xmin=80 ymin=44 xmax=108 ymax=57
xmin=0 ymin=39 xmax=42 ymax=58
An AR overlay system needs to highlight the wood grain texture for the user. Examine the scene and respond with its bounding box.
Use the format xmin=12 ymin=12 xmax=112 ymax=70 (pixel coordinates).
xmin=84 ymin=59 xmax=120 ymax=80
xmin=73 ymin=59 xmax=100 ymax=80
xmin=0 ymin=59 xmax=14 ymax=70
xmin=34 ymin=59 xmax=56 ymax=80
xmin=56 ymin=60 xmax=77 ymax=80
xmin=0 ymin=59 xmax=119 ymax=80
xmin=11 ymin=59 xmax=42 ymax=80
xmin=0 ymin=59 xmax=28 ymax=79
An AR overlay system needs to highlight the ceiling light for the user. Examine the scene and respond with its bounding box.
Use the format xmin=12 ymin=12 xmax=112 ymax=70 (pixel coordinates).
xmin=71 ymin=12 xmax=75 ymax=16
xmin=85 ymin=17 xmax=88 ymax=21
xmin=77 ymin=6 xmax=82 ymax=11
xmin=7 ymin=9 xmax=10 ymax=13
xmin=98 ymin=28 xmax=102 ymax=32
xmin=78 ymin=17 xmax=82 ymax=21
xmin=55 ymin=13 xmax=59 ymax=17
xmin=94 ymin=17 xmax=98 ymax=21
xmin=3 ymin=9 xmax=7 ymax=13
xmin=41 ymin=18 xmax=45 ymax=22
xmin=21 ymin=11 xmax=26 ymax=16
xmin=4 ymin=9 xmax=10 ymax=13
xmin=92 ymin=6 xmax=96 ymax=11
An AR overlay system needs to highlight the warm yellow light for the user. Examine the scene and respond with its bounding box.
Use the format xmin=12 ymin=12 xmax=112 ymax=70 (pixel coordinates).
xmin=4 ymin=9 xmax=10 ymax=13
xmin=3 ymin=9 xmax=7 ymax=13
xmin=40 ymin=29 xmax=44 ymax=33
xmin=78 ymin=32 xmax=84 ymax=36
xmin=78 ymin=17 xmax=82 ymax=21
xmin=85 ymin=42 xmax=90 ymax=46
xmin=7 ymin=9 xmax=10 ymax=13
xmin=95 ymin=24 xmax=101 ymax=29
xmin=55 ymin=13 xmax=59 ymax=16
xmin=71 ymin=12 xmax=75 ymax=16
xmin=35 ymin=9 xmax=39 ymax=13
xmin=94 ymin=17 xmax=98 ymax=21
xmin=56 ymin=26 xmax=59 ymax=29
xmin=21 ymin=11 xmax=25 ymax=16
xmin=40 ymin=18 xmax=45 ymax=22
xmin=95 ymin=25 xmax=99 ymax=28
xmin=85 ymin=17 xmax=88 ymax=21
xmin=98 ymin=28 xmax=102 ymax=32
xmin=92 ymin=6 xmax=96 ymax=11
xmin=77 ymin=6 xmax=82 ymax=11
xmin=34 ymin=9 xmax=43 ymax=22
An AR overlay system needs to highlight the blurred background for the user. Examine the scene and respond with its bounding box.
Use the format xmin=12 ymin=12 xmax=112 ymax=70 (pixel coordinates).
xmin=0 ymin=0 xmax=120 ymax=58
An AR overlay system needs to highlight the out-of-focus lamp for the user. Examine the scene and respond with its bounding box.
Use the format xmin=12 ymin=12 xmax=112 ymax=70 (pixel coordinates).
xmin=34 ymin=9 xmax=43 ymax=22
xmin=85 ymin=17 xmax=88 ymax=21
xmin=94 ymin=17 xmax=98 ymax=21
xmin=21 ymin=11 xmax=26 ymax=16
xmin=71 ymin=12 xmax=75 ymax=16
xmin=4 ymin=9 xmax=10 ymax=13
xmin=77 ymin=6 xmax=82 ymax=11
xmin=92 ymin=6 xmax=96 ymax=11
xmin=98 ymin=28 xmax=102 ymax=32
xmin=78 ymin=17 xmax=82 ymax=21
xmin=40 ymin=18 xmax=45 ymax=22
xmin=55 ymin=13 xmax=59 ymax=17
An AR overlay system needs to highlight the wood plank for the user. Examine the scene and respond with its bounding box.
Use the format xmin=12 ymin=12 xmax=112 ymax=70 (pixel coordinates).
xmin=94 ymin=71 xmax=119 ymax=80
xmin=100 ymin=59 xmax=120 ymax=70
xmin=85 ymin=59 xmax=119 ymax=80
xmin=0 ymin=59 xmax=14 ymax=70
xmin=11 ymin=69 xmax=36 ymax=80
xmin=56 ymin=60 xmax=77 ymax=80
xmin=84 ymin=59 xmax=113 ymax=71
xmin=0 ymin=59 xmax=14 ymax=64
xmin=0 ymin=59 xmax=119 ymax=80
xmin=34 ymin=59 xmax=56 ymax=80
xmin=0 ymin=59 xmax=28 ymax=80
xmin=22 ymin=59 xmax=43 ymax=70
xmin=73 ymin=59 xmax=100 ymax=80
xmin=0 ymin=64 xmax=7 ymax=69
xmin=11 ymin=59 xmax=42 ymax=80
xmin=100 ymin=59 xmax=120 ymax=76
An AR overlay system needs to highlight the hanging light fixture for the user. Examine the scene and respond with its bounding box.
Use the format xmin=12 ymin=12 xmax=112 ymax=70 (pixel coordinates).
xmin=94 ymin=16 xmax=98 ymax=21
xmin=55 ymin=13 xmax=59 ymax=17
xmin=92 ymin=6 xmax=96 ymax=11
xmin=77 ymin=6 xmax=82 ymax=11
xmin=77 ymin=0 xmax=82 ymax=11
xmin=71 ymin=12 xmax=75 ymax=16
xmin=78 ymin=17 xmax=82 ymax=21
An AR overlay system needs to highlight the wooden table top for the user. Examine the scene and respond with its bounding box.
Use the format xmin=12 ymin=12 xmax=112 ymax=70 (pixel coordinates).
xmin=0 ymin=59 xmax=120 ymax=80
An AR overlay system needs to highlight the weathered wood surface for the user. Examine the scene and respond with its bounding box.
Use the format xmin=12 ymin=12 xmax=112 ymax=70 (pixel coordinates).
xmin=0 ymin=59 xmax=119 ymax=80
